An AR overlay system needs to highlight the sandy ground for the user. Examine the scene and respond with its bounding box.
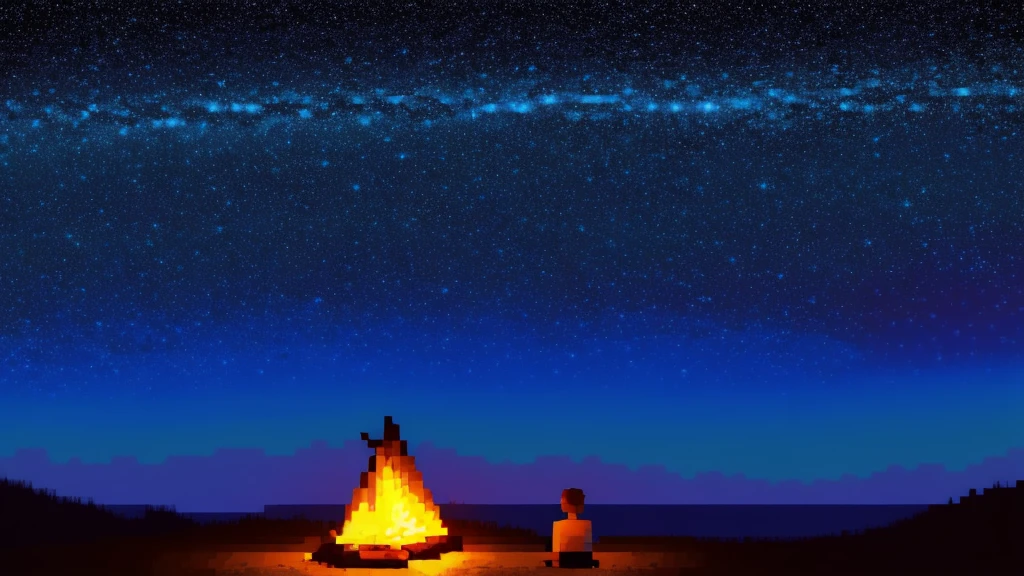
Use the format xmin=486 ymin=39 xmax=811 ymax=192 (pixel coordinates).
xmin=5 ymin=537 xmax=712 ymax=576
xmin=156 ymin=550 xmax=704 ymax=576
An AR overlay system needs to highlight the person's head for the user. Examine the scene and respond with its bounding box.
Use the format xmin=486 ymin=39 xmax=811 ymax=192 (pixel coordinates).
xmin=561 ymin=487 xmax=585 ymax=515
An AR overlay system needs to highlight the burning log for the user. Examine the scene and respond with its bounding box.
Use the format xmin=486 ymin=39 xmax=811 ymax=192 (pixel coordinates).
xmin=311 ymin=416 xmax=463 ymax=569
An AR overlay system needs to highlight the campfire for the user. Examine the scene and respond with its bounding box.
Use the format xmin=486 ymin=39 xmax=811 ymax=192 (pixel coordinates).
xmin=311 ymin=416 xmax=462 ymax=568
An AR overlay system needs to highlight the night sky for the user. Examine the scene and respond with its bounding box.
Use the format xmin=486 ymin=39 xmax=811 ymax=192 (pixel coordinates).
xmin=1 ymin=1 xmax=1023 ymax=503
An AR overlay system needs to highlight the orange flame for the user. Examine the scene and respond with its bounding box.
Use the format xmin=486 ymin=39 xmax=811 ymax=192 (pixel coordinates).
xmin=336 ymin=418 xmax=448 ymax=548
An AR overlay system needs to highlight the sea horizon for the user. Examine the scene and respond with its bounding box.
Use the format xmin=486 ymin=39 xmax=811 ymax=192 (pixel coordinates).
xmin=99 ymin=503 xmax=934 ymax=539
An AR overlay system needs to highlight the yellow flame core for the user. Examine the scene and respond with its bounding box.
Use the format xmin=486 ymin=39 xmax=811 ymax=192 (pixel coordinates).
xmin=337 ymin=458 xmax=448 ymax=548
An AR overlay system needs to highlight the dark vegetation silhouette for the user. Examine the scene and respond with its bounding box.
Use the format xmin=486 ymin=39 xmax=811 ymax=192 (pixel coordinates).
xmin=680 ymin=479 xmax=1024 ymax=574
xmin=0 ymin=478 xmax=196 ymax=547
xmin=0 ymin=477 xmax=536 ymax=547
xmin=2 ymin=477 xmax=1022 ymax=574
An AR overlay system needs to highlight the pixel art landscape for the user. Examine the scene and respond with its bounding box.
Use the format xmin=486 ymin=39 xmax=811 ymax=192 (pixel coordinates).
xmin=1 ymin=0 xmax=1023 ymax=574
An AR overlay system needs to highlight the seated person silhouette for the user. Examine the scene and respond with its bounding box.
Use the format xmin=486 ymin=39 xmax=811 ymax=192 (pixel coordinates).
xmin=544 ymin=488 xmax=599 ymax=568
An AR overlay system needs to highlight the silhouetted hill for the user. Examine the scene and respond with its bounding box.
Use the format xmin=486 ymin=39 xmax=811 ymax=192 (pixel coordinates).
xmin=0 ymin=477 xmax=535 ymax=550
xmin=0 ymin=477 xmax=195 ymax=548
xmin=693 ymin=479 xmax=1024 ymax=573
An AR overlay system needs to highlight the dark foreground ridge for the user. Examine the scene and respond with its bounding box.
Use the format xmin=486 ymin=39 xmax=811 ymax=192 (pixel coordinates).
xmin=0 ymin=477 xmax=532 ymax=575
xmin=1 ymin=476 xmax=1023 ymax=574
xmin=689 ymin=480 xmax=1024 ymax=574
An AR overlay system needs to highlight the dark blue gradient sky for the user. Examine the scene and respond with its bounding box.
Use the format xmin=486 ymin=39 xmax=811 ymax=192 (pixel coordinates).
xmin=1 ymin=1 xmax=1023 ymax=498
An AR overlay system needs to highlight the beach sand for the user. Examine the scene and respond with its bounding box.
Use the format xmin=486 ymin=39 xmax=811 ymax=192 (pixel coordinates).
xmin=154 ymin=550 xmax=703 ymax=576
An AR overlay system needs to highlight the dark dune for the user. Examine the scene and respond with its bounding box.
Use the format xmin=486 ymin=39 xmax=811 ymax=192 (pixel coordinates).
xmin=2 ymin=478 xmax=1023 ymax=575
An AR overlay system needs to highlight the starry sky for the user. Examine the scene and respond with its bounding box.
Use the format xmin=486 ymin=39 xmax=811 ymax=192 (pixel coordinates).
xmin=1 ymin=1 xmax=1023 ymax=499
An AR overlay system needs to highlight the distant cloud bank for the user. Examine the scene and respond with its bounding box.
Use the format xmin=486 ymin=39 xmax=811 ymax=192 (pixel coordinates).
xmin=2 ymin=442 xmax=1022 ymax=511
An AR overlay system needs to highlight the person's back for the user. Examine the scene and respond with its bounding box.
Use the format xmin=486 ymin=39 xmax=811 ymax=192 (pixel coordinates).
xmin=552 ymin=516 xmax=592 ymax=553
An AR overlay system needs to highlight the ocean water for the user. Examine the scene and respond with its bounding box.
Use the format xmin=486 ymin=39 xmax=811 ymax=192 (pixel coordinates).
xmin=264 ymin=504 xmax=934 ymax=539
xmin=103 ymin=503 xmax=931 ymax=539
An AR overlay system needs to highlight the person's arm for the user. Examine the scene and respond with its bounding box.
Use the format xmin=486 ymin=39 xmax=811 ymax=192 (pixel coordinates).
xmin=583 ymin=520 xmax=593 ymax=552
xmin=552 ymin=520 xmax=563 ymax=555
